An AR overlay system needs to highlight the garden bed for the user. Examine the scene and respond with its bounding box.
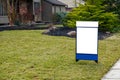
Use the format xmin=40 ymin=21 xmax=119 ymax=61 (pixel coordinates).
xmin=42 ymin=27 xmax=112 ymax=40
xmin=0 ymin=25 xmax=47 ymax=31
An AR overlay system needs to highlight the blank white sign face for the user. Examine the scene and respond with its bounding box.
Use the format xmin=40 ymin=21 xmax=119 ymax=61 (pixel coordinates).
xmin=77 ymin=21 xmax=98 ymax=54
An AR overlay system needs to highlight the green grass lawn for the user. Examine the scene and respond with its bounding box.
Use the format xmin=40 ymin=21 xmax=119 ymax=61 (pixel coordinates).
xmin=0 ymin=30 xmax=120 ymax=80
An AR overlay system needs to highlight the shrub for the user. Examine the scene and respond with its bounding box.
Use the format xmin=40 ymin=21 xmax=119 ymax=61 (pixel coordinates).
xmin=63 ymin=4 xmax=120 ymax=32
xmin=53 ymin=12 xmax=67 ymax=24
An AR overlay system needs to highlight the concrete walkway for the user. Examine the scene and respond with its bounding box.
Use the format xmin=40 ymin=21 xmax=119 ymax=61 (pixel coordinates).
xmin=102 ymin=59 xmax=120 ymax=80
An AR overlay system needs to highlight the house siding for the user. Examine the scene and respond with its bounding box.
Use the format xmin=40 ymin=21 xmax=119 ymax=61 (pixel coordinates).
xmin=60 ymin=6 xmax=66 ymax=12
xmin=52 ymin=6 xmax=66 ymax=13
xmin=0 ymin=16 xmax=9 ymax=24
xmin=0 ymin=0 xmax=66 ymax=24
xmin=42 ymin=0 xmax=66 ymax=23
xmin=0 ymin=2 xmax=8 ymax=24
xmin=58 ymin=0 xmax=84 ymax=8
xmin=42 ymin=1 xmax=53 ymax=22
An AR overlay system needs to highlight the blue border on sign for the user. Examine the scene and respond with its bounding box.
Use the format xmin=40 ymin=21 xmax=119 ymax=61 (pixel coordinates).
xmin=76 ymin=53 xmax=98 ymax=60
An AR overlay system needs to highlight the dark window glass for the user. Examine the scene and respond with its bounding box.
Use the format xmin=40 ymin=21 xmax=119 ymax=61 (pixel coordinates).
xmin=0 ymin=3 xmax=7 ymax=16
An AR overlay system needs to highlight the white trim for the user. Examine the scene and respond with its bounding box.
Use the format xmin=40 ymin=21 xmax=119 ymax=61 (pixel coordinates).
xmin=0 ymin=16 xmax=8 ymax=17
xmin=76 ymin=21 xmax=98 ymax=28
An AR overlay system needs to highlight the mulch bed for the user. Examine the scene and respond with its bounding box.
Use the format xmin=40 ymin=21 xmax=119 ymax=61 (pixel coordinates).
xmin=98 ymin=32 xmax=112 ymax=40
xmin=0 ymin=25 xmax=112 ymax=40
xmin=42 ymin=27 xmax=112 ymax=40
xmin=42 ymin=27 xmax=75 ymax=36
xmin=0 ymin=25 xmax=47 ymax=31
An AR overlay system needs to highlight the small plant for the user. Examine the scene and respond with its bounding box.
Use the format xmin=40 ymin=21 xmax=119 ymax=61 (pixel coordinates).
xmin=53 ymin=12 xmax=67 ymax=24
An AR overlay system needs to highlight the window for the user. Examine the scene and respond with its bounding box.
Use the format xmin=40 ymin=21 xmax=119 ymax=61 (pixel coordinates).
xmin=0 ymin=3 xmax=7 ymax=16
xmin=0 ymin=3 xmax=3 ymax=15
xmin=34 ymin=2 xmax=41 ymax=15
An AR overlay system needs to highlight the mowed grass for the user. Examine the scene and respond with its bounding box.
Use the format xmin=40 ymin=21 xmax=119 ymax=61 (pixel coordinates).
xmin=0 ymin=30 xmax=120 ymax=80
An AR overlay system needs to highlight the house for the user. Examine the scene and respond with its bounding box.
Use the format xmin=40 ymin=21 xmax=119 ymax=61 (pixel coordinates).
xmin=0 ymin=0 xmax=41 ymax=24
xmin=42 ymin=0 xmax=67 ymax=23
xmin=58 ymin=0 xmax=85 ymax=11
xmin=0 ymin=0 xmax=67 ymax=24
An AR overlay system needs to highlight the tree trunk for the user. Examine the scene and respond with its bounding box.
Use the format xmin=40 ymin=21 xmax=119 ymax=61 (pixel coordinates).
xmin=7 ymin=0 xmax=18 ymax=26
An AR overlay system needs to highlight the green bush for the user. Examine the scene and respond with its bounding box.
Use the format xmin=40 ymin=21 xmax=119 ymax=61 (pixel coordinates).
xmin=63 ymin=4 xmax=120 ymax=32
xmin=53 ymin=12 xmax=67 ymax=24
